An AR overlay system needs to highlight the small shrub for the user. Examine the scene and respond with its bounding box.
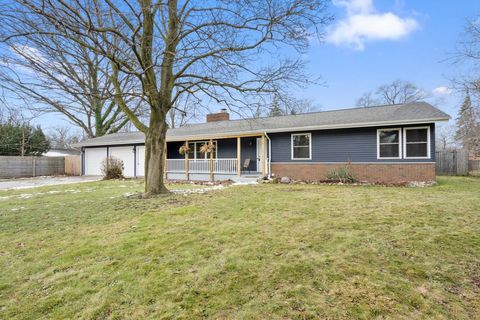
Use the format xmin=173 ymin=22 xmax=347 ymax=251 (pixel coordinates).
xmin=326 ymin=166 xmax=357 ymax=183
xmin=101 ymin=156 xmax=124 ymax=179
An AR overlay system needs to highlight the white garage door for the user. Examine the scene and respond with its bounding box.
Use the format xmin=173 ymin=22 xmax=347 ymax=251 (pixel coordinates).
xmin=84 ymin=147 xmax=107 ymax=175
xmin=109 ymin=146 xmax=135 ymax=177
xmin=136 ymin=146 xmax=145 ymax=177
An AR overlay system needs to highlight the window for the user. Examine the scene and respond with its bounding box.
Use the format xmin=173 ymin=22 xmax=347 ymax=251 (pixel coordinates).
xmin=186 ymin=141 xmax=217 ymax=160
xmin=404 ymin=127 xmax=430 ymax=159
xmin=377 ymin=129 xmax=401 ymax=159
xmin=291 ymin=133 xmax=311 ymax=160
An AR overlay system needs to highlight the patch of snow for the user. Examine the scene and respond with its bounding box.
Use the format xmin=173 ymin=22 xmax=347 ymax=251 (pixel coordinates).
xmin=123 ymin=192 xmax=136 ymax=197
xmin=232 ymin=180 xmax=258 ymax=186
xmin=171 ymin=185 xmax=225 ymax=195
xmin=407 ymin=181 xmax=436 ymax=188
xmin=0 ymin=176 xmax=101 ymax=191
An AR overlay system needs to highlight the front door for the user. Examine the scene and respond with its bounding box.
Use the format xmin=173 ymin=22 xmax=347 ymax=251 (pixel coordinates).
xmin=256 ymin=138 xmax=262 ymax=173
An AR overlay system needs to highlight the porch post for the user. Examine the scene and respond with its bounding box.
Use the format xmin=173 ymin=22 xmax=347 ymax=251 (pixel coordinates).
xmin=237 ymin=137 xmax=241 ymax=176
xmin=164 ymin=141 xmax=168 ymax=180
xmin=185 ymin=140 xmax=189 ymax=180
xmin=261 ymin=134 xmax=266 ymax=176
xmin=209 ymin=139 xmax=214 ymax=181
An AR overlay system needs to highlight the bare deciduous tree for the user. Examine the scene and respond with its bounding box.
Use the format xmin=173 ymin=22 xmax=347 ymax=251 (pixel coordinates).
xmin=0 ymin=19 xmax=144 ymax=138
xmin=355 ymin=91 xmax=376 ymax=108
xmin=48 ymin=127 xmax=82 ymax=149
xmin=265 ymin=93 xmax=319 ymax=117
xmin=167 ymin=91 xmax=202 ymax=128
xmin=1 ymin=0 xmax=331 ymax=194
xmin=436 ymin=124 xmax=458 ymax=150
xmin=356 ymin=80 xmax=428 ymax=107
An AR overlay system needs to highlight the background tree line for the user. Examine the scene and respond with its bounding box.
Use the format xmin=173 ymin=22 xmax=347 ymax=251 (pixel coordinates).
xmin=0 ymin=109 xmax=49 ymax=156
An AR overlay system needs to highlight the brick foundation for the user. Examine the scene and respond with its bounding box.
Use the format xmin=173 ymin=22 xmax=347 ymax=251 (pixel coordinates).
xmin=271 ymin=162 xmax=436 ymax=184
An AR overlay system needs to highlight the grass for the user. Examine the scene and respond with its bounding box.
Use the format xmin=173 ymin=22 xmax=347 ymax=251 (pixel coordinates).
xmin=0 ymin=177 xmax=479 ymax=319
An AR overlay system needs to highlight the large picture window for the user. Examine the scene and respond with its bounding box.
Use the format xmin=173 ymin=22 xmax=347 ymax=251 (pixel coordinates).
xmin=377 ymin=129 xmax=401 ymax=159
xmin=291 ymin=133 xmax=311 ymax=160
xmin=404 ymin=127 xmax=430 ymax=159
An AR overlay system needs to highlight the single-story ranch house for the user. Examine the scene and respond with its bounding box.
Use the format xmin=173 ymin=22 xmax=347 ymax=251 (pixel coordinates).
xmin=74 ymin=102 xmax=450 ymax=183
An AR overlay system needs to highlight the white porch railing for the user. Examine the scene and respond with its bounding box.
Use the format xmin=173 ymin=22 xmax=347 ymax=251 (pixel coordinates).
xmin=166 ymin=159 xmax=186 ymax=172
xmin=167 ymin=158 xmax=238 ymax=174
xmin=213 ymin=159 xmax=237 ymax=173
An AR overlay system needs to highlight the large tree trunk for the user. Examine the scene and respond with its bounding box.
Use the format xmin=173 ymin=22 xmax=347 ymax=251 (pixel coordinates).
xmin=144 ymin=108 xmax=170 ymax=195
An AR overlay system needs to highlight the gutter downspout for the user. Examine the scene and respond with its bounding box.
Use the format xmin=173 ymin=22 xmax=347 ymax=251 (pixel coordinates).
xmin=264 ymin=132 xmax=272 ymax=179
xmin=133 ymin=145 xmax=137 ymax=178
xmin=81 ymin=147 xmax=85 ymax=175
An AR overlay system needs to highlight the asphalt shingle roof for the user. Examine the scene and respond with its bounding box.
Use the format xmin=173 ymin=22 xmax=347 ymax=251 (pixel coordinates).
xmin=74 ymin=102 xmax=450 ymax=147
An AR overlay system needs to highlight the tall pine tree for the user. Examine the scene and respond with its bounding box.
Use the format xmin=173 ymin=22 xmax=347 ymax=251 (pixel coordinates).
xmin=0 ymin=123 xmax=50 ymax=156
xmin=268 ymin=96 xmax=285 ymax=117
xmin=455 ymin=90 xmax=480 ymax=156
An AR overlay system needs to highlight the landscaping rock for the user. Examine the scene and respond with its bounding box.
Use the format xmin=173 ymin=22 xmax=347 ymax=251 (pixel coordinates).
xmin=280 ymin=176 xmax=291 ymax=184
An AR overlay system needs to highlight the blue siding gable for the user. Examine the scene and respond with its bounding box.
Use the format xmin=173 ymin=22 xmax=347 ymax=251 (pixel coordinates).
xmin=269 ymin=123 xmax=435 ymax=163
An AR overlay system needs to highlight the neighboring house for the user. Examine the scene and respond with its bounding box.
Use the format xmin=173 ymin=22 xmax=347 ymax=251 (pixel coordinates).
xmin=73 ymin=102 xmax=450 ymax=183
xmin=43 ymin=148 xmax=81 ymax=157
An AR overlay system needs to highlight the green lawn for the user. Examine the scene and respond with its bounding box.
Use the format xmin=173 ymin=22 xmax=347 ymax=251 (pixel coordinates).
xmin=0 ymin=177 xmax=479 ymax=319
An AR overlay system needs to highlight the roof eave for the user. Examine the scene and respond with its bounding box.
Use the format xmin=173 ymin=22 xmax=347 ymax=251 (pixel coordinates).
xmin=263 ymin=117 xmax=450 ymax=134
xmin=167 ymin=117 xmax=450 ymax=141
xmin=75 ymin=116 xmax=450 ymax=147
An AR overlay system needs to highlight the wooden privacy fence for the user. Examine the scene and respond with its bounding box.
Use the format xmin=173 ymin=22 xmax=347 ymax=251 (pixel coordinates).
xmin=435 ymin=150 xmax=469 ymax=176
xmin=469 ymin=159 xmax=480 ymax=176
xmin=0 ymin=156 xmax=66 ymax=178
xmin=64 ymin=156 xmax=81 ymax=176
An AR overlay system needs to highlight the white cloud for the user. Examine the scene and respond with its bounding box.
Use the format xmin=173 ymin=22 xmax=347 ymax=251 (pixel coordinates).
xmin=333 ymin=0 xmax=373 ymax=14
xmin=327 ymin=0 xmax=419 ymax=50
xmin=10 ymin=44 xmax=47 ymax=65
xmin=4 ymin=44 xmax=77 ymax=83
xmin=433 ymin=86 xmax=452 ymax=95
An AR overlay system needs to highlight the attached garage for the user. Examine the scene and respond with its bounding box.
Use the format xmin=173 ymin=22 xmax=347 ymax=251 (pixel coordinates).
xmin=136 ymin=146 xmax=145 ymax=177
xmin=84 ymin=147 xmax=107 ymax=175
xmin=109 ymin=146 xmax=135 ymax=177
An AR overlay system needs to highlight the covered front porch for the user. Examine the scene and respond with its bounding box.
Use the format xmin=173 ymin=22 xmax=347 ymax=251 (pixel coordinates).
xmin=165 ymin=134 xmax=269 ymax=181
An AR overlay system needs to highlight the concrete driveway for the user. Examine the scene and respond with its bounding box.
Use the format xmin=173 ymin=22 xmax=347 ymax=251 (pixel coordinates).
xmin=0 ymin=176 xmax=101 ymax=190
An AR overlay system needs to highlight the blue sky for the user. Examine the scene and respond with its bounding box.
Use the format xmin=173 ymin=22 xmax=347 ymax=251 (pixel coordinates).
xmin=302 ymin=0 xmax=480 ymax=119
xmin=11 ymin=0 xmax=480 ymax=131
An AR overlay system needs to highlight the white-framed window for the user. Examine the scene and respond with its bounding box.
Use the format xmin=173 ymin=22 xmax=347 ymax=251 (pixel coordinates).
xmin=377 ymin=128 xmax=402 ymax=159
xmin=187 ymin=141 xmax=217 ymax=160
xmin=291 ymin=133 xmax=312 ymax=160
xmin=403 ymin=126 xmax=430 ymax=159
